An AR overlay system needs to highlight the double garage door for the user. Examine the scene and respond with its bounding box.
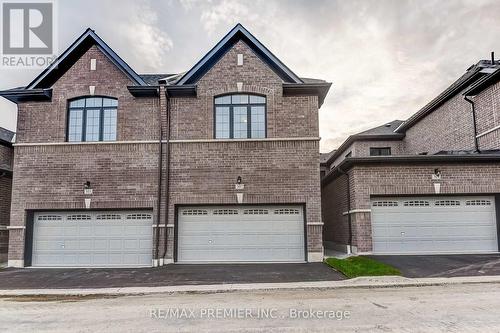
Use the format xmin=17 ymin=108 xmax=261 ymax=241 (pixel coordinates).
xmin=177 ymin=205 xmax=305 ymax=263
xmin=371 ymin=196 xmax=498 ymax=254
xmin=32 ymin=211 xmax=153 ymax=267
xmin=31 ymin=205 xmax=305 ymax=267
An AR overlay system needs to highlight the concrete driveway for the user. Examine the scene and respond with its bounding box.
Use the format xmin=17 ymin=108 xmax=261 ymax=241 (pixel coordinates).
xmin=368 ymin=254 xmax=500 ymax=278
xmin=0 ymin=263 xmax=344 ymax=289
xmin=2 ymin=284 xmax=500 ymax=332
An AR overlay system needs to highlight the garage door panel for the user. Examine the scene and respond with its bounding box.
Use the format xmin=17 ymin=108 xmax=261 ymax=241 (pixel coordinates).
xmin=178 ymin=205 xmax=305 ymax=262
xmin=33 ymin=211 xmax=153 ymax=267
xmin=371 ymin=197 xmax=498 ymax=254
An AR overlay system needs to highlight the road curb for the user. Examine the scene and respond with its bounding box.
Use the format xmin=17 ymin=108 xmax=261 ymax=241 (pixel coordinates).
xmin=1 ymin=275 xmax=500 ymax=297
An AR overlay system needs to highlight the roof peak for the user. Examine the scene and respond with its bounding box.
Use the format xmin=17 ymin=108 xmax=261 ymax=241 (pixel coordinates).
xmin=26 ymin=28 xmax=145 ymax=89
xmin=176 ymin=23 xmax=303 ymax=85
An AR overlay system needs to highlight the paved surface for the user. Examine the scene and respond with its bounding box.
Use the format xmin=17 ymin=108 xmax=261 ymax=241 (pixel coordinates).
xmin=368 ymin=254 xmax=500 ymax=278
xmin=0 ymin=263 xmax=344 ymax=289
xmin=1 ymin=283 xmax=500 ymax=332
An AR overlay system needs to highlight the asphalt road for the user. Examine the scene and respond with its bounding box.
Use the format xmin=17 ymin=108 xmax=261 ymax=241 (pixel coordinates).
xmin=1 ymin=283 xmax=500 ymax=332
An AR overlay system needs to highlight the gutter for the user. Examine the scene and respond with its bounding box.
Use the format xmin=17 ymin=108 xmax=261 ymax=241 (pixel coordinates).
xmin=153 ymin=85 xmax=164 ymax=266
xmin=162 ymin=89 xmax=172 ymax=262
xmin=463 ymin=96 xmax=480 ymax=153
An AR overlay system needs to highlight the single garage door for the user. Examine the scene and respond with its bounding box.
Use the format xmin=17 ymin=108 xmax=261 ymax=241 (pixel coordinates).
xmin=177 ymin=206 xmax=305 ymax=263
xmin=371 ymin=196 xmax=498 ymax=254
xmin=32 ymin=211 xmax=153 ymax=267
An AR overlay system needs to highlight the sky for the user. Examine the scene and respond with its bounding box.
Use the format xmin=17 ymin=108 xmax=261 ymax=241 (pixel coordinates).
xmin=0 ymin=0 xmax=499 ymax=152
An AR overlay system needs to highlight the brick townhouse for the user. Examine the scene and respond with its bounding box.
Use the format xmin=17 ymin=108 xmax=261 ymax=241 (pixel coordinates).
xmin=0 ymin=127 xmax=14 ymax=262
xmin=0 ymin=24 xmax=331 ymax=267
xmin=321 ymin=57 xmax=500 ymax=254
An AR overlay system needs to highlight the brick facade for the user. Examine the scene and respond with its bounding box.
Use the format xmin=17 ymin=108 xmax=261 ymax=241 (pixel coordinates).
xmin=8 ymin=36 xmax=324 ymax=265
xmin=0 ymin=144 xmax=13 ymax=262
xmin=323 ymin=162 xmax=500 ymax=252
xmin=403 ymin=93 xmax=476 ymax=154
xmin=474 ymin=80 xmax=500 ymax=150
xmin=322 ymin=61 xmax=500 ymax=254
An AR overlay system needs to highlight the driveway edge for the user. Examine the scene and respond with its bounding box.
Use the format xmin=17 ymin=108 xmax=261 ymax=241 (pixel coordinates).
xmin=1 ymin=275 xmax=500 ymax=296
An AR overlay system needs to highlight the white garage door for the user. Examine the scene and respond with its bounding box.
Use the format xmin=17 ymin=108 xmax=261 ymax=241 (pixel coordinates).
xmin=178 ymin=206 xmax=305 ymax=263
xmin=371 ymin=196 xmax=498 ymax=254
xmin=32 ymin=211 xmax=153 ymax=267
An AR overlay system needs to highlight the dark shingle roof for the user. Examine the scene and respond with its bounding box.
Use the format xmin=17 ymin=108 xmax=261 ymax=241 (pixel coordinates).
xmin=0 ymin=127 xmax=15 ymax=144
xmin=357 ymin=120 xmax=404 ymax=136
xmin=323 ymin=119 xmax=405 ymax=166
xmin=397 ymin=60 xmax=500 ymax=132
xmin=139 ymin=74 xmax=175 ymax=85
xmin=300 ymin=77 xmax=327 ymax=84
xmin=320 ymin=150 xmax=336 ymax=163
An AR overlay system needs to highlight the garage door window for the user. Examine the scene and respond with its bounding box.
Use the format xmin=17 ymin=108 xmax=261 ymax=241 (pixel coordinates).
xmin=37 ymin=215 xmax=62 ymax=221
xmin=403 ymin=200 xmax=429 ymax=207
xmin=243 ymin=209 xmax=269 ymax=215
xmin=435 ymin=200 xmax=460 ymax=206
xmin=372 ymin=201 xmax=398 ymax=207
xmin=466 ymin=200 xmax=492 ymax=206
xmin=96 ymin=214 xmax=122 ymax=220
xmin=126 ymin=213 xmax=152 ymax=220
xmin=213 ymin=209 xmax=238 ymax=215
xmin=274 ymin=208 xmax=300 ymax=215
xmin=182 ymin=209 xmax=208 ymax=216
xmin=67 ymin=214 xmax=91 ymax=220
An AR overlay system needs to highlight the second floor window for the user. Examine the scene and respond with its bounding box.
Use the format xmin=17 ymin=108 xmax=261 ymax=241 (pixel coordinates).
xmin=214 ymin=94 xmax=266 ymax=139
xmin=370 ymin=147 xmax=391 ymax=156
xmin=68 ymin=97 xmax=118 ymax=142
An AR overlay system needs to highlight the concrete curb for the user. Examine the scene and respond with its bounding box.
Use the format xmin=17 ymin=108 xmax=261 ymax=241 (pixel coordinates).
xmin=1 ymin=275 xmax=500 ymax=296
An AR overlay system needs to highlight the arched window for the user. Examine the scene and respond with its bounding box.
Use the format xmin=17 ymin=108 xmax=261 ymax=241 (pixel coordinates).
xmin=214 ymin=94 xmax=266 ymax=139
xmin=67 ymin=97 xmax=118 ymax=142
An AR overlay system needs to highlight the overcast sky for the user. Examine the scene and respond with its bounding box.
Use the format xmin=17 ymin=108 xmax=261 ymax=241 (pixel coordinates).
xmin=1 ymin=0 xmax=499 ymax=152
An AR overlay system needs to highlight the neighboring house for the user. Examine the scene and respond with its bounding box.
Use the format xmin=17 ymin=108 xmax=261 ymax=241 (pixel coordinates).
xmin=0 ymin=24 xmax=331 ymax=268
xmin=321 ymin=58 xmax=500 ymax=255
xmin=0 ymin=127 xmax=14 ymax=262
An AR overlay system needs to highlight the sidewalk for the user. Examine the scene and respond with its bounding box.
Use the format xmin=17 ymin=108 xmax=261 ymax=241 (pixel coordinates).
xmin=1 ymin=275 xmax=500 ymax=296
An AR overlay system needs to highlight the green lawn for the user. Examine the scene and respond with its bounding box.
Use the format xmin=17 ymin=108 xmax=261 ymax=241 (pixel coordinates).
xmin=324 ymin=256 xmax=401 ymax=278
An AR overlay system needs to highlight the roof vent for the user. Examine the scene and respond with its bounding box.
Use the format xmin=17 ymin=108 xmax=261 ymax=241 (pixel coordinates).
xmin=385 ymin=123 xmax=392 ymax=127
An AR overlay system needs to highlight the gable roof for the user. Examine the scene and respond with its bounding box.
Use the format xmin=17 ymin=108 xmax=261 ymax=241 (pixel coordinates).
xmin=464 ymin=67 xmax=500 ymax=96
xmin=27 ymin=28 xmax=146 ymax=89
xmin=176 ymin=24 xmax=303 ymax=85
xmin=396 ymin=60 xmax=500 ymax=133
xmin=322 ymin=120 xmax=405 ymax=166
xmin=356 ymin=119 xmax=404 ymax=136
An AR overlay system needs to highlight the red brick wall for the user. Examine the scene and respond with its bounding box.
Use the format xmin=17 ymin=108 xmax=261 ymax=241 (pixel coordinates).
xmin=321 ymin=173 xmax=349 ymax=247
xmin=0 ymin=176 xmax=11 ymax=262
xmin=0 ymin=144 xmax=12 ymax=261
xmin=9 ymin=40 xmax=323 ymax=263
xmin=474 ymin=80 xmax=500 ymax=150
xmin=16 ymin=45 xmax=159 ymax=144
xmin=170 ymin=41 xmax=319 ymax=140
xmin=403 ymin=93 xmax=476 ymax=154
xmin=323 ymin=162 xmax=500 ymax=252
xmin=0 ymin=145 xmax=13 ymax=171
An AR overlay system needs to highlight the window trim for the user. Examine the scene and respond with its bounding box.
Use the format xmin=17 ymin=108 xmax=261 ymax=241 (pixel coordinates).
xmin=213 ymin=93 xmax=267 ymax=139
xmin=369 ymin=147 xmax=392 ymax=156
xmin=66 ymin=96 xmax=118 ymax=142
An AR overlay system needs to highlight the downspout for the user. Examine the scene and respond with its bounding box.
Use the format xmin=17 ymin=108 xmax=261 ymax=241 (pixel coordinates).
xmin=464 ymin=95 xmax=480 ymax=153
xmin=154 ymin=86 xmax=163 ymax=267
xmin=338 ymin=167 xmax=353 ymax=254
xmin=161 ymin=88 xmax=171 ymax=261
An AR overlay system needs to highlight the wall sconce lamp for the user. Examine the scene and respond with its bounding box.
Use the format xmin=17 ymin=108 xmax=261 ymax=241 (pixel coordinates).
xmin=84 ymin=181 xmax=93 ymax=195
